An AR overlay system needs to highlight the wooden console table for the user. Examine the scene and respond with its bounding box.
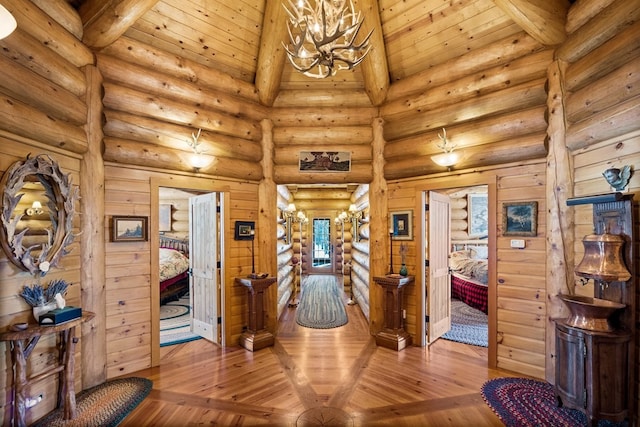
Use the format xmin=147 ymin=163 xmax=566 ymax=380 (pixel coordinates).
xmin=235 ymin=277 xmax=277 ymax=351
xmin=373 ymin=275 xmax=414 ymax=351
xmin=0 ymin=311 xmax=94 ymax=427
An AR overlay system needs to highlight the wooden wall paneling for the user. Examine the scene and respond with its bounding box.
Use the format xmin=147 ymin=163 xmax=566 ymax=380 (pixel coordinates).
xmin=270 ymin=107 xmax=378 ymax=127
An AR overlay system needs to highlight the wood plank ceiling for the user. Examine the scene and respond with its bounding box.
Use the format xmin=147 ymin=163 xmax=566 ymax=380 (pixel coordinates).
xmin=76 ymin=0 xmax=566 ymax=107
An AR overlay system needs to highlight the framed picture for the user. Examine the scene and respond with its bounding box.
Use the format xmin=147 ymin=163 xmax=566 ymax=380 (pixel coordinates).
xmin=111 ymin=216 xmax=148 ymax=242
xmin=390 ymin=210 xmax=413 ymax=240
xmin=159 ymin=204 xmax=172 ymax=232
xmin=299 ymin=151 xmax=351 ymax=172
xmin=234 ymin=221 xmax=255 ymax=240
xmin=502 ymin=201 xmax=538 ymax=237
xmin=468 ymin=193 xmax=488 ymax=238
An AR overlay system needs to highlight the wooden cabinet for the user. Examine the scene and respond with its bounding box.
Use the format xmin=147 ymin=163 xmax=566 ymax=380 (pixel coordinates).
xmin=555 ymin=322 xmax=631 ymax=425
xmin=557 ymin=193 xmax=635 ymax=426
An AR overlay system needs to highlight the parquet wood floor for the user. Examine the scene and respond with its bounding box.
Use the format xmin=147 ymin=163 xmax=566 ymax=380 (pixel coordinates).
xmin=120 ymin=293 xmax=513 ymax=426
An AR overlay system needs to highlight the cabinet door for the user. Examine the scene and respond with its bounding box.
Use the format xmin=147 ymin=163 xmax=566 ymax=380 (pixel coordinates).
xmin=556 ymin=325 xmax=585 ymax=410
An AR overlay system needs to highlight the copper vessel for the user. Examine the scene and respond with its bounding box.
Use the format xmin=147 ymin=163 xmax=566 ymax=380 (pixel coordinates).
xmin=575 ymin=233 xmax=631 ymax=283
xmin=559 ymin=294 xmax=625 ymax=332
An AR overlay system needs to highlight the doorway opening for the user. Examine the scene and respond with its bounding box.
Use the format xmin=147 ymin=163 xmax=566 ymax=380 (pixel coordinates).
xmin=421 ymin=183 xmax=495 ymax=364
xmin=312 ymin=217 xmax=332 ymax=268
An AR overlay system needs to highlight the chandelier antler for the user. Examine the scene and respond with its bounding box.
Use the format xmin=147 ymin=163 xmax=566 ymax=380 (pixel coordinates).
xmin=283 ymin=0 xmax=373 ymax=79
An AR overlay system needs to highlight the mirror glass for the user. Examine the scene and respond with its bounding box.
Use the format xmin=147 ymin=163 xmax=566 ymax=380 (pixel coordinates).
xmin=0 ymin=155 xmax=78 ymax=276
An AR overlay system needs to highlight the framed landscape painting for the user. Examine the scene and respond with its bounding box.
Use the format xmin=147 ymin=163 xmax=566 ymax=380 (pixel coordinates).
xmin=112 ymin=216 xmax=148 ymax=242
xmin=502 ymin=202 xmax=538 ymax=237
xmin=390 ymin=210 xmax=413 ymax=241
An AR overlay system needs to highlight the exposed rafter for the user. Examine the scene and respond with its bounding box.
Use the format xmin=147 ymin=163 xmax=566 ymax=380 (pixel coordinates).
xmin=493 ymin=0 xmax=569 ymax=46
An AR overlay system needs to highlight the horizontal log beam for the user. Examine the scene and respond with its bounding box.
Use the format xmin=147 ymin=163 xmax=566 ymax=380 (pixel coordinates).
xmin=273 ymin=89 xmax=373 ymax=108
xmin=387 ymin=32 xmax=544 ymax=101
xmin=102 ymin=83 xmax=262 ymax=141
xmin=97 ymin=53 xmax=268 ymax=122
xmin=0 ymin=55 xmax=87 ymax=126
xmin=0 ymin=28 xmax=86 ymax=97
xmin=103 ymin=110 xmax=263 ymax=162
xmin=566 ymin=57 xmax=640 ymax=123
xmin=556 ymin=0 xmax=640 ymax=63
xmin=270 ymin=107 xmax=378 ymax=127
xmin=101 ymin=37 xmax=259 ymax=103
xmin=0 ymin=93 xmax=87 ymax=153
xmin=566 ymin=96 xmax=640 ymax=151
xmin=565 ymin=21 xmax=640 ymax=92
xmin=3 ymin=0 xmax=93 ymax=67
xmin=103 ymin=137 xmax=263 ymax=180
xmin=274 ymin=164 xmax=372 ymax=184
xmin=384 ymin=78 xmax=547 ymax=141
xmin=384 ymin=106 xmax=547 ymax=159
xmin=31 ymin=0 xmax=83 ymax=39
xmin=384 ymin=133 xmax=546 ymax=180
xmin=273 ymin=126 xmax=373 ymax=146
xmin=381 ymin=50 xmax=552 ymax=121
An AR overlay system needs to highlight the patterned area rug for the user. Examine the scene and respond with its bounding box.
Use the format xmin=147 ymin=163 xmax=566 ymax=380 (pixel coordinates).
xmin=32 ymin=377 xmax=152 ymax=427
xmin=160 ymin=295 xmax=201 ymax=346
xmin=296 ymin=275 xmax=348 ymax=329
xmin=442 ymin=298 xmax=488 ymax=347
xmin=481 ymin=377 xmax=626 ymax=427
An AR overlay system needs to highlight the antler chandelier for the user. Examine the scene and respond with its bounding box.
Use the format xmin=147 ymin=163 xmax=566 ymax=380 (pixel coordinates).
xmin=283 ymin=0 xmax=373 ymax=78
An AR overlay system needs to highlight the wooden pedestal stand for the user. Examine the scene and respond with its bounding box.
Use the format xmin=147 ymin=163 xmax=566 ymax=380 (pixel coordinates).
xmin=0 ymin=312 xmax=95 ymax=427
xmin=235 ymin=277 xmax=277 ymax=351
xmin=373 ymin=275 xmax=413 ymax=351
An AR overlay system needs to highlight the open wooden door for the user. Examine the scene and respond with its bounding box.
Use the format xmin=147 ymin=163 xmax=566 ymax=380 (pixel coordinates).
xmin=189 ymin=192 xmax=222 ymax=344
xmin=427 ymin=191 xmax=451 ymax=344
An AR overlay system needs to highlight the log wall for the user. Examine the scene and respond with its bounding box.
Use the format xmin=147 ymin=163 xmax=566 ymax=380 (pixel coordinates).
xmin=97 ymin=38 xmax=266 ymax=181
xmin=558 ymin=0 xmax=640 ymax=411
xmin=350 ymin=185 xmax=370 ymax=320
xmin=0 ymin=1 xmax=89 ymax=424
xmin=381 ymin=33 xmax=551 ymax=179
xmin=276 ymin=185 xmax=295 ymax=316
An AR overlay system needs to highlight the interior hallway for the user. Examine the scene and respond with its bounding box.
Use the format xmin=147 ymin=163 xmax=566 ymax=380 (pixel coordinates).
xmin=121 ymin=291 xmax=511 ymax=426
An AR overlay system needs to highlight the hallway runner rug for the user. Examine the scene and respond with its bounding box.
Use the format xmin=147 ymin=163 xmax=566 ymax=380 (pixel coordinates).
xmin=481 ymin=377 xmax=625 ymax=427
xmin=160 ymin=294 xmax=201 ymax=346
xmin=296 ymin=275 xmax=348 ymax=329
xmin=442 ymin=298 xmax=488 ymax=347
xmin=32 ymin=377 xmax=152 ymax=427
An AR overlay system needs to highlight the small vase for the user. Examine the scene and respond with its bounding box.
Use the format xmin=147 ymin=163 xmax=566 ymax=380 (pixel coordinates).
xmin=32 ymin=301 xmax=57 ymax=322
xmin=399 ymin=264 xmax=408 ymax=277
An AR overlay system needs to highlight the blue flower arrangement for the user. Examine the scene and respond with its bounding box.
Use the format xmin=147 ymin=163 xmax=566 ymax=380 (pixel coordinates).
xmin=19 ymin=279 xmax=69 ymax=307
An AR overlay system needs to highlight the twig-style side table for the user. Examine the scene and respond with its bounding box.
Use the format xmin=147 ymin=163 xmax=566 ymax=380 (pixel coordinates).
xmin=0 ymin=312 xmax=95 ymax=427
xmin=373 ymin=276 xmax=414 ymax=351
xmin=235 ymin=277 xmax=277 ymax=351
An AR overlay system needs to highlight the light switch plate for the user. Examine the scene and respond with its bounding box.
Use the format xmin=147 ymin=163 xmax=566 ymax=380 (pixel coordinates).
xmin=510 ymin=239 xmax=525 ymax=249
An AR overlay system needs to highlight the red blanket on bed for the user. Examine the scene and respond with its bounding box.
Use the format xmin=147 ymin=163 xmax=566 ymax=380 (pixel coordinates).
xmin=451 ymin=274 xmax=488 ymax=314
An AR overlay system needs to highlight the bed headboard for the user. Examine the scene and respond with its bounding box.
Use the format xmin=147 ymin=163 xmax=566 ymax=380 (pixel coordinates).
xmin=160 ymin=235 xmax=189 ymax=255
xmin=451 ymin=240 xmax=488 ymax=259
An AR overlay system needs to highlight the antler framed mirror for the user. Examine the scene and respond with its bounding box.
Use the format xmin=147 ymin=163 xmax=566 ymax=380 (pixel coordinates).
xmin=0 ymin=155 xmax=79 ymax=276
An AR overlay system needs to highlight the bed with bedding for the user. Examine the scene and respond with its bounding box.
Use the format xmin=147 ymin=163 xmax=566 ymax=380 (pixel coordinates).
xmin=449 ymin=246 xmax=488 ymax=314
xmin=160 ymin=235 xmax=190 ymax=305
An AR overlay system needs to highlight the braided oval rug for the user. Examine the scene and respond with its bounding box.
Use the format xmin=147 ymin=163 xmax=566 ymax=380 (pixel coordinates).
xmin=481 ymin=377 xmax=625 ymax=427
xmin=32 ymin=377 xmax=152 ymax=427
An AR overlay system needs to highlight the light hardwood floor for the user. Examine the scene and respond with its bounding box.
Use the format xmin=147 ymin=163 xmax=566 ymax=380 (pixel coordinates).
xmin=121 ymin=292 xmax=513 ymax=426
